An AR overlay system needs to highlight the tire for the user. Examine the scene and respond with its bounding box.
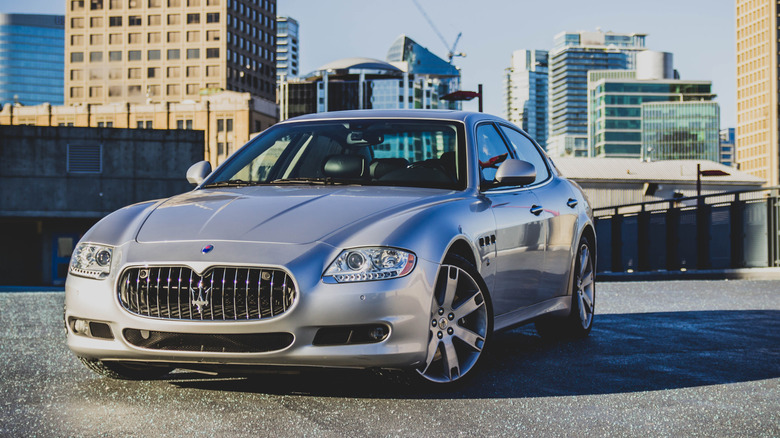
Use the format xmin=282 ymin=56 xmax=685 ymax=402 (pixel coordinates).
xmin=416 ymin=254 xmax=493 ymax=384
xmin=535 ymin=235 xmax=595 ymax=339
xmin=78 ymin=357 xmax=173 ymax=380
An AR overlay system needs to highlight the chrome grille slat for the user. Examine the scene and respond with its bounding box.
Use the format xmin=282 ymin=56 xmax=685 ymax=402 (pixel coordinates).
xmin=118 ymin=266 xmax=296 ymax=321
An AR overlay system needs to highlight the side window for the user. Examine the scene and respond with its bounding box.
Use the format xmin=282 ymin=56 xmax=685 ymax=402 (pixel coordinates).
xmin=476 ymin=124 xmax=512 ymax=183
xmin=498 ymin=125 xmax=550 ymax=185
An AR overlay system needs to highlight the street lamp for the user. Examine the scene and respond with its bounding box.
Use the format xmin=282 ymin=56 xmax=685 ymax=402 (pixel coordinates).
xmin=696 ymin=163 xmax=730 ymax=199
xmin=441 ymin=83 xmax=483 ymax=112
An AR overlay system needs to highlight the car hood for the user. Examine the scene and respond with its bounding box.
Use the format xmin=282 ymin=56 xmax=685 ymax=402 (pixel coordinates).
xmin=136 ymin=185 xmax=456 ymax=245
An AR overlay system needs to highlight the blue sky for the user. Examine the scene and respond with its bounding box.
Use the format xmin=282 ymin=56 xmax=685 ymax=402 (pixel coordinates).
xmin=7 ymin=0 xmax=736 ymax=128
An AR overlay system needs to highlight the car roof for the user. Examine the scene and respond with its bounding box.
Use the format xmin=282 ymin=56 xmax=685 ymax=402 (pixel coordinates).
xmin=278 ymin=109 xmax=507 ymax=125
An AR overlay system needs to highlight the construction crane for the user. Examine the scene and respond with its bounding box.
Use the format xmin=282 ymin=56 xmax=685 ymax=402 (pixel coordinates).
xmin=411 ymin=0 xmax=465 ymax=64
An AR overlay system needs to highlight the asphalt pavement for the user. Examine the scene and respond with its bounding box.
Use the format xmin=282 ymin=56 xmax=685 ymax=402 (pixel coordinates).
xmin=1 ymin=280 xmax=778 ymax=437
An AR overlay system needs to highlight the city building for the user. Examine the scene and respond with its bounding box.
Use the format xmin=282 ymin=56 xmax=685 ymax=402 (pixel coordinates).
xmin=720 ymin=128 xmax=735 ymax=167
xmin=0 ymin=90 xmax=274 ymax=165
xmin=546 ymin=135 xmax=587 ymax=158
xmin=736 ymin=0 xmax=778 ymax=186
xmin=276 ymin=16 xmax=298 ymax=82
xmin=588 ymin=51 xmax=717 ymax=159
xmin=279 ymin=35 xmax=461 ymax=120
xmin=0 ymin=14 xmax=65 ymax=107
xmin=548 ymin=28 xmax=647 ymax=155
xmin=504 ymin=49 xmax=548 ymax=148
xmin=0 ymin=124 xmax=201 ymax=286
xmin=64 ymin=0 xmax=278 ymax=106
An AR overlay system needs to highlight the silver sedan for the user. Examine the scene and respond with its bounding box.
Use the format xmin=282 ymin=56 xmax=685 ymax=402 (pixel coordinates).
xmin=65 ymin=110 xmax=596 ymax=385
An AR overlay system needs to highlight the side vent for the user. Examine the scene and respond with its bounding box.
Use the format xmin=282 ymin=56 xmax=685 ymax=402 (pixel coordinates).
xmin=67 ymin=144 xmax=102 ymax=173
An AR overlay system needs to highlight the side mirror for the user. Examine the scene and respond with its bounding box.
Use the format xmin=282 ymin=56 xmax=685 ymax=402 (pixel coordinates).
xmin=493 ymin=159 xmax=536 ymax=188
xmin=186 ymin=161 xmax=212 ymax=186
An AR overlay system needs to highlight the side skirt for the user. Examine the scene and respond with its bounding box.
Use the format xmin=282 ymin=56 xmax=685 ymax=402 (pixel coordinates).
xmin=493 ymin=296 xmax=571 ymax=332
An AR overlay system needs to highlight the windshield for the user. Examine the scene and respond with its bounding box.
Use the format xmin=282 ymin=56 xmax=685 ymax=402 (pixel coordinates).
xmin=204 ymin=119 xmax=466 ymax=190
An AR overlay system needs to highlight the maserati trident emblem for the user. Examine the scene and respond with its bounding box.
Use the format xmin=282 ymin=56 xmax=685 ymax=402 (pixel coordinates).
xmin=202 ymin=244 xmax=214 ymax=254
xmin=190 ymin=281 xmax=213 ymax=313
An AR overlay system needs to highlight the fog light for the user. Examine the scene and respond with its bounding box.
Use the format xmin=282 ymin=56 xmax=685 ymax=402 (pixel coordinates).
xmin=368 ymin=326 xmax=388 ymax=341
xmin=73 ymin=319 xmax=90 ymax=335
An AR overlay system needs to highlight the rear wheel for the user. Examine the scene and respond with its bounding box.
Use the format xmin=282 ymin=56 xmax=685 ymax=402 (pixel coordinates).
xmin=417 ymin=255 xmax=492 ymax=384
xmin=535 ymin=236 xmax=595 ymax=339
xmin=78 ymin=357 xmax=173 ymax=380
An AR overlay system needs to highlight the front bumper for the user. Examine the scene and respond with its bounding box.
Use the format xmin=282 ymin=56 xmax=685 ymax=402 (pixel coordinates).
xmin=65 ymin=240 xmax=438 ymax=370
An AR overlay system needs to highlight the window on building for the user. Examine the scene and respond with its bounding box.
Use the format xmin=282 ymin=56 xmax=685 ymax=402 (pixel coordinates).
xmin=148 ymin=15 xmax=161 ymax=26
xmin=217 ymin=142 xmax=224 ymax=155
xmin=108 ymin=68 xmax=121 ymax=79
xmin=70 ymin=69 xmax=83 ymax=80
xmin=109 ymin=51 xmax=122 ymax=61
xmin=128 ymin=50 xmax=142 ymax=61
xmin=108 ymin=86 xmax=122 ymax=97
xmin=148 ymin=0 xmax=160 ymax=6
xmin=217 ymin=119 xmax=224 ymax=132
xmin=206 ymin=65 xmax=219 ymax=77
xmin=187 ymin=30 xmax=200 ymax=42
xmin=90 ymin=0 xmax=103 ymax=10
xmin=186 ymin=66 xmax=199 ymax=77
xmin=128 ymin=0 xmax=140 ymax=7
xmin=206 ymin=12 xmax=219 ymax=23
xmin=167 ymin=31 xmax=180 ymax=42
xmin=109 ymin=0 xmax=121 ymax=8
xmin=206 ymin=0 xmax=219 ymax=5
xmin=128 ymin=68 xmax=141 ymax=78
xmin=147 ymin=32 xmax=161 ymax=43
xmin=167 ymin=49 xmax=180 ymax=60
xmin=128 ymin=85 xmax=142 ymax=96
xmin=147 ymin=50 xmax=161 ymax=60
xmin=147 ymin=67 xmax=159 ymax=78
xmin=186 ymin=84 xmax=199 ymax=95
xmin=205 ymin=82 xmax=218 ymax=89
xmin=206 ymin=30 xmax=220 ymax=41
xmin=167 ymin=14 xmax=180 ymax=25
xmin=187 ymin=0 xmax=200 ymax=5
xmin=71 ymin=0 xmax=85 ymax=11
xmin=167 ymin=0 xmax=179 ymax=5
xmin=109 ymin=33 xmax=122 ymax=44
xmin=148 ymin=85 xmax=160 ymax=96
xmin=89 ymin=86 xmax=102 ymax=97
xmin=90 ymin=17 xmax=103 ymax=27
xmin=90 ymin=34 xmax=103 ymax=44
xmin=71 ymin=35 xmax=84 ymax=45
xmin=186 ymin=48 xmax=200 ymax=59
xmin=128 ymin=33 xmax=141 ymax=43
xmin=71 ymin=18 xmax=84 ymax=29
xmin=128 ymin=15 xmax=142 ymax=26
xmin=70 ymin=87 xmax=84 ymax=98
xmin=206 ymin=48 xmax=219 ymax=58
xmin=89 ymin=51 xmax=103 ymax=62
xmin=167 ymin=84 xmax=180 ymax=95
xmin=167 ymin=66 xmax=180 ymax=77
xmin=187 ymin=13 xmax=200 ymax=24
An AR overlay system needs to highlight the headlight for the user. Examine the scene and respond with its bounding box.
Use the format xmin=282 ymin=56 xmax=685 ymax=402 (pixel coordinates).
xmin=69 ymin=243 xmax=114 ymax=279
xmin=323 ymin=247 xmax=416 ymax=283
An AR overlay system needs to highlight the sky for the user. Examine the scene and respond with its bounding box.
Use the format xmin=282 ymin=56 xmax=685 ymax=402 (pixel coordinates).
xmin=6 ymin=0 xmax=736 ymax=128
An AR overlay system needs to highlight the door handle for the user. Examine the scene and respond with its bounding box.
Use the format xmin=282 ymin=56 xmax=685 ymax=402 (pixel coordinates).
xmin=530 ymin=205 xmax=543 ymax=216
xmin=567 ymin=198 xmax=578 ymax=208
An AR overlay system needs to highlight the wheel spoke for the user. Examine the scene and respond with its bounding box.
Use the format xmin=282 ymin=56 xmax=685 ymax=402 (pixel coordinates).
xmin=579 ymin=246 xmax=590 ymax=278
xmin=581 ymin=271 xmax=594 ymax=289
xmin=442 ymin=266 xmax=459 ymax=307
xmin=578 ymin=293 xmax=587 ymax=322
xmin=453 ymin=291 xmax=484 ymax=320
xmin=421 ymin=333 xmax=440 ymax=374
xmin=581 ymin=286 xmax=593 ymax=310
xmin=453 ymin=326 xmax=483 ymax=352
xmin=442 ymin=338 xmax=460 ymax=380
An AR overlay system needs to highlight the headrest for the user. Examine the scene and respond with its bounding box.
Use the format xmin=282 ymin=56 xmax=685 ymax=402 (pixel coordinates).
xmin=322 ymin=155 xmax=366 ymax=178
xmin=370 ymin=158 xmax=409 ymax=179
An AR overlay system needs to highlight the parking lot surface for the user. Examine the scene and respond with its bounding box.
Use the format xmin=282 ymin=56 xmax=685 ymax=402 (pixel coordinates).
xmin=1 ymin=280 xmax=779 ymax=437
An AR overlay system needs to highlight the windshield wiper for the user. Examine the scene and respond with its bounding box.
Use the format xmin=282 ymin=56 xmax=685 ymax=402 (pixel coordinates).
xmin=270 ymin=177 xmax=352 ymax=185
xmin=201 ymin=179 xmax=262 ymax=188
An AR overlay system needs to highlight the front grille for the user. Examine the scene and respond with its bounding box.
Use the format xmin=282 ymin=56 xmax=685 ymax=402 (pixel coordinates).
xmin=123 ymin=329 xmax=294 ymax=353
xmin=118 ymin=266 xmax=296 ymax=321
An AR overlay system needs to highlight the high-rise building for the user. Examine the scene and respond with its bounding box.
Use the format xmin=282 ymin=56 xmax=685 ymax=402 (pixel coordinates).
xmin=64 ymin=0 xmax=278 ymax=106
xmin=0 ymin=14 xmax=65 ymax=106
xmin=720 ymin=128 xmax=735 ymax=167
xmin=276 ymin=16 xmax=298 ymax=83
xmin=548 ymin=29 xmax=646 ymax=154
xmin=504 ymin=50 xmax=548 ymax=148
xmin=588 ymin=51 xmax=717 ymax=159
xmin=736 ymin=0 xmax=778 ymax=185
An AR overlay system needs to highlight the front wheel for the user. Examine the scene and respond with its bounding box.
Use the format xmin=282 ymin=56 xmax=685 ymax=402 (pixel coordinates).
xmin=417 ymin=255 xmax=493 ymax=384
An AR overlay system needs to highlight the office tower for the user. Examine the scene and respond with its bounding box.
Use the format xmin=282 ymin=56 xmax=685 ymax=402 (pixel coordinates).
xmin=276 ymin=16 xmax=298 ymax=83
xmin=0 ymin=14 xmax=65 ymax=106
xmin=548 ymin=29 xmax=646 ymax=154
xmin=64 ymin=0 xmax=277 ymax=105
xmin=588 ymin=51 xmax=717 ymax=159
xmin=719 ymin=128 xmax=735 ymax=167
xmin=736 ymin=0 xmax=778 ymax=185
xmin=504 ymin=49 xmax=548 ymax=148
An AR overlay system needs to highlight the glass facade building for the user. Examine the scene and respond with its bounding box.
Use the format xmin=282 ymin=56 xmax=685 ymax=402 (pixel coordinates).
xmin=504 ymin=50 xmax=548 ymax=149
xmin=642 ymin=102 xmax=720 ymax=161
xmin=719 ymin=128 xmax=735 ymax=167
xmin=589 ymin=75 xmax=716 ymax=158
xmin=276 ymin=16 xmax=298 ymax=83
xmin=0 ymin=14 xmax=64 ymax=107
xmin=548 ymin=29 xmax=646 ymax=144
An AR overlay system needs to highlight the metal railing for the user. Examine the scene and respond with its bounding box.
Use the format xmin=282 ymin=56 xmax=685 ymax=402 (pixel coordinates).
xmin=593 ymin=186 xmax=780 ymax=273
